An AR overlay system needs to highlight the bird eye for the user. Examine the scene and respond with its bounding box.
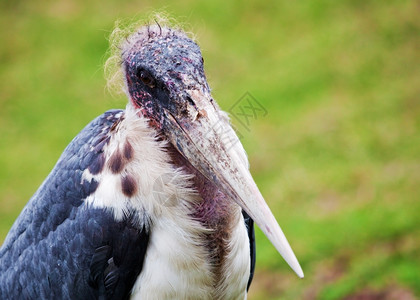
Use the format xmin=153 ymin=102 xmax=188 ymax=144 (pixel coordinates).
xmin=136 ymin=68 xmax=155 ymax=88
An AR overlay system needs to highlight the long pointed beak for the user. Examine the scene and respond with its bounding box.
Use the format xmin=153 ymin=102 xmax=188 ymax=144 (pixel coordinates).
xmin=162 ymin=89 xmax=304 ymax=278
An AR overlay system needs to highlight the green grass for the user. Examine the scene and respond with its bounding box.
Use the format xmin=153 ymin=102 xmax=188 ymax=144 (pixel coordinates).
xmin=1 ymin=0 xmax=419 ymax=299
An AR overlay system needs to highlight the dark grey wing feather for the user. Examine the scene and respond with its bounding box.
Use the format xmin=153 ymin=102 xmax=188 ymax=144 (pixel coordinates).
xmin=242 ymin=210 xmax=256 ymax=291
xmin=0 ymin=110 xmax=150 ymax=300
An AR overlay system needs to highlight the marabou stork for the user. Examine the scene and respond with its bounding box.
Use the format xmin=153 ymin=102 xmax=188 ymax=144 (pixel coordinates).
xmin=0 ymin=24 xmax=303 ymax=299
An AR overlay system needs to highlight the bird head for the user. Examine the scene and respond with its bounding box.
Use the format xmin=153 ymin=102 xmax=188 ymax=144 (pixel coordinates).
xmin=121 ymin=24 xmax=303 ymax=278
xmin=123 ymin=26 xmax=208 ymax=130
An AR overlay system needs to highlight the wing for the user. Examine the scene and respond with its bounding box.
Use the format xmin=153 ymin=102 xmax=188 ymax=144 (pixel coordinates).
xmin=0 ymin=110 xmax=150 ymax=299
xmin=242 ymin=210 xmax=256 ymax=291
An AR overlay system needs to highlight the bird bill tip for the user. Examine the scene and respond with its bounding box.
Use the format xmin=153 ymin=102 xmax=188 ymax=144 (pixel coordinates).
xmin=267 ymin=220 xmax=304 ymax=279
xmin=162 ymin=91 xmax=305 ymax=278
xmin=297 ymin=269 xmax=305 ymax=278
xmin=288 ymin=254 xmax=304 ymax=278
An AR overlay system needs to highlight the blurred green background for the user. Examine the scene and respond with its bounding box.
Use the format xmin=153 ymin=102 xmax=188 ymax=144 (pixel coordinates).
xmin=0 ymin=0 xmax=419 ymax=299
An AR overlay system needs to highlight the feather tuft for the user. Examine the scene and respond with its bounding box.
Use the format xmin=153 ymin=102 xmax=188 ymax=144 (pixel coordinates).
xmin=104 ymin=12 xmax=195 ymax=97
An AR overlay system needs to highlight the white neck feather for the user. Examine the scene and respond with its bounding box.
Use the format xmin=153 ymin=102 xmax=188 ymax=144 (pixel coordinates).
xmin=82 ymin=104 xmax=250 ymax=299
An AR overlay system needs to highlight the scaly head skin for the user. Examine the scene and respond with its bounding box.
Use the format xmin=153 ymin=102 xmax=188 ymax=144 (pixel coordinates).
xmin=121 ymin=24 xmax=304 ymax=278
xmin=123 ymin=26 xmax=210 ymax=130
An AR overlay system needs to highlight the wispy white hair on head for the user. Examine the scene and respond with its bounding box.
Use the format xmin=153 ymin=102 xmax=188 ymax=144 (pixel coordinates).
xmin=104 ymin=12 xmax=195 ymax=97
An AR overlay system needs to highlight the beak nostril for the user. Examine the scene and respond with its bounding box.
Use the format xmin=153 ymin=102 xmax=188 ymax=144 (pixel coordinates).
xmin=186 ymin=96 xmax=195 ymax=107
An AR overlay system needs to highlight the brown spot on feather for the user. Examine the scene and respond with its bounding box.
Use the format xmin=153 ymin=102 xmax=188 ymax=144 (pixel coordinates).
xmin=123 ymin=141 xmax=134 ymax=161
xmin=108 ymin=150 xmax=124 ymax=173
xmin=121 ymin=174 xmax=137 ymax=197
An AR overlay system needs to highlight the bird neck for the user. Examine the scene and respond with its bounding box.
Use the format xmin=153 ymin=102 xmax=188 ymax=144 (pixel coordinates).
xmin=166 ymin=144 xmax=242 ymax=269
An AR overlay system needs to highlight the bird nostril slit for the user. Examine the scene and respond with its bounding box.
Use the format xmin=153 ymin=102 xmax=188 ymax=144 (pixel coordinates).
xmin=186 ymin=96 xmax=195 ymax=107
